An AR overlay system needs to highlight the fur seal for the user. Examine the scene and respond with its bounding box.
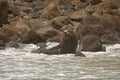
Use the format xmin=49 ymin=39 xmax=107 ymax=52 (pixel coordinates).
xmin=32 ymin=27 xmax=85 ymax=57
xmin=32 ymin=28 xmax=78 ymax=54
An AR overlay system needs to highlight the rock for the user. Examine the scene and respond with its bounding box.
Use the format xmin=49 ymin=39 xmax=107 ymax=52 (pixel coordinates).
xmin=57 ymin=0 xmax=74 ymax=15
xmin=80 ymin=35 xmax=104 ymax=52
xmin=24 ymin=0 xmax=33 ymax=3
xmin=22 ymin=7 xmax=34 ymax=14
xmin=0 ymin=32 xmax=9 ymax=42
xmin=8 ymin=3 xmax=19 ymax=16
xmin=0 ymin=0 xmax=8 ymax=27
xmin=100 ymin=34 xmax=120 ymax=44
xmin=0 ymin=25 xmax=18 ymax=37
xmin=75 ymin=52 xmax=86 ymax=57
xmin=42 ymin=29 xmax=63 ymax=42
xmin=0 ymin=40 xmax=5 ymax=47
xmin=12 ymin=18 xmax=43 ymax=44
xmin=71 ymin=0 xmax=88 ymax=10
xmin=29 ymin=19 xmax=53 ymax=35
xmin=103 ymin=14 xmax=120 ymax=30
xmin=39 ymin=0 xmax=60 ymax=19
xmin=20 ymin=30 xmax=43 ymax=44
xmin=76 ymin=14 xmax=120 ymax=44
xmin=69 ymin=9 xmax=88 ymax=20
xmin=80 ymin=0 xmax=102 ymax=5
xmin=50 ymin=16 xmax=69 ymax=29
xmin=0 ymin=46 xmax=5 ymax=50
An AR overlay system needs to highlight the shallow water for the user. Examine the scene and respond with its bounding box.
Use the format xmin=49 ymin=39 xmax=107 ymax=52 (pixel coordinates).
xmin=0 ymin=44 xmax=120 ymax=80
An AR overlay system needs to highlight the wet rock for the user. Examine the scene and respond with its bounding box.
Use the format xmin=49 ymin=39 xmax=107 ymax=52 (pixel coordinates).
xmin=100 ymin=34 xmax=120 ymax=44
xmin=39 ymin=0 xmax=60 ymax=19
xmin=50 ymin=16 xmax=69 ymax=29
xmin=5 ymin=35 xmax=21 ymax=48
xmin=0 ymin=46 xmax=5 ymax=50
xmin=80 ymin=35 xmax=104 ymax=52
xmin=75 ymin=52 xmax=86 ymax=57
xmin=20 ymin=30 xmax=43 ymax=44
xmin=76 ymin=14 xmax=120 ymax=44
xmin=0 ymin=32 xmax=9 ymax=42
xmin=0 ymin=40 xmax=5 ymax=47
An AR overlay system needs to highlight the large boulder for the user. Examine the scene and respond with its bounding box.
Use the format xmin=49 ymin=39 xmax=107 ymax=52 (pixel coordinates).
xmin=76 ymin=15 xmax=120 ymax=44
xmin=80 ymin=35 xmax=104 ymax=51
xmin=0 ymin=0 xmax=8 ymax=27
xmin=13 ymin=19 xmax=43 ymax=44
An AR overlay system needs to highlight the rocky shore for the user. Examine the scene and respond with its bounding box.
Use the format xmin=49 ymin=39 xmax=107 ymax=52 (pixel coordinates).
xmin=0 ymin=0 xmax=120 ymax=56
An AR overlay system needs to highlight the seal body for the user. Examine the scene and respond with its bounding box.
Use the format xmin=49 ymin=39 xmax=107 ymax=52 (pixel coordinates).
xmin=32 ymin=29 xmax=78 ymax=54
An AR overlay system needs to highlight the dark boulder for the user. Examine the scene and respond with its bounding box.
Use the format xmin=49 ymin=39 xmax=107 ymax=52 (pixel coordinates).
xmin=80 ymin=35 xmax=105 ymax=52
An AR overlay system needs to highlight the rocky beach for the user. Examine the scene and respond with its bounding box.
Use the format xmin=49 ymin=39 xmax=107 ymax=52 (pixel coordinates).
xmin=1 ymin=0 xmax=120 ymax=53
xmin=0 ymin=0 xmax=120 ymax=80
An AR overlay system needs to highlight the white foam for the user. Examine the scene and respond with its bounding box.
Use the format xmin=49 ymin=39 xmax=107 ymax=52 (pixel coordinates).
xmin=46 ymin=42 xmax=59 ymax=49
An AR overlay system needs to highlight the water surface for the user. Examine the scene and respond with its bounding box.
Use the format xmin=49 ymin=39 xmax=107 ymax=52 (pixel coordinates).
xmin=0 ymin=44 xmax=120 ymax=80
